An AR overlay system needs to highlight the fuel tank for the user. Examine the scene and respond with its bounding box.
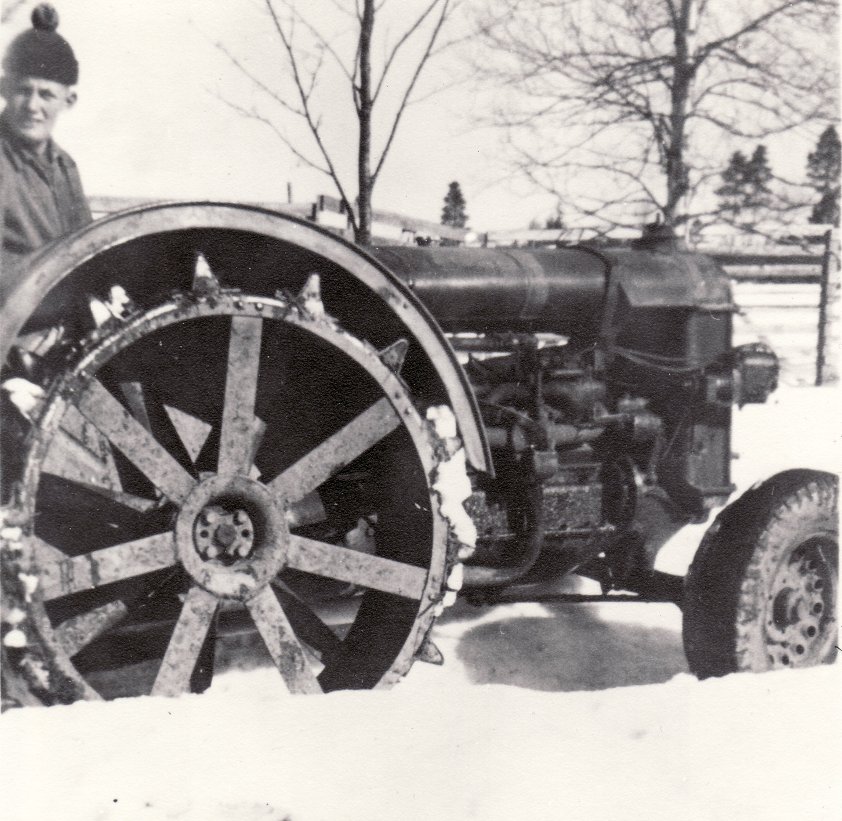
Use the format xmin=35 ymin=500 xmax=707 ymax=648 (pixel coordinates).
xmin=371 ymin=246 xmax=608 ymax=338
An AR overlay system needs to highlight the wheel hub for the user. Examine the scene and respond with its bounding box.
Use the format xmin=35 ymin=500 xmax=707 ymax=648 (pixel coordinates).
xmin=766 ymin=540 xmax=834 ymax=666
xmin=176 ymin=474 xmax=288 ymax=600
xmin=193 ymin=505 xmax=255 ymax=561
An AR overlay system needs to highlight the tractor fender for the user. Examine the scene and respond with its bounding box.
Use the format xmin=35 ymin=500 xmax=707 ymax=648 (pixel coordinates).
xmin=0 ymin=201 xmax=491 ymax=475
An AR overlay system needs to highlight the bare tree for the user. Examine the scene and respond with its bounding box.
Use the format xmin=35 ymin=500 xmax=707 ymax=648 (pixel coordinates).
xmin=473 ymin=0 xmax=838 ymax=229
xmin=1 ymin=1 xmax=28 ymax=24
xmin=218 ymin=0 xmax=456 ymax=245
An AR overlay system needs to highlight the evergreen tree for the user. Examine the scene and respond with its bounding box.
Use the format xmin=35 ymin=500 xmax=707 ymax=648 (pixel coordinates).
xmin=747 ymin=145 xmax=773 ymax=210
xmin=717 ymin=151 xmax=749 ymax=218
xmin=810 ymin=191 xmax=839 ymax=227
xmin=716 ymin=145 xmax=773 ymax=226
xmin=441 ymin=181 xmax=468 ymax=228
xmin=806 ymin=126 xmax=840 ymax=226
xmin=545 ymin=209 xmax=565 ymax=230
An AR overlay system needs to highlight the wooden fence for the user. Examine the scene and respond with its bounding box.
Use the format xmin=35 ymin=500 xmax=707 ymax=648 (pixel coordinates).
xmin=709 ymin=231 xmax=839 ymax=387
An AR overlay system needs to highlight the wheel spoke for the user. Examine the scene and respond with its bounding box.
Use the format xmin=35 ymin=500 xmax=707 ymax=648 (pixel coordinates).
xmin=218 ymin=315 xmax=263 ymax=477
xmin=42 ymin=404 xmax=122 ymax=492
xmin=286 ymin=535 xmax=427 ymax=600
xmin=34 ymin=533 xmax=178 ymax=601
xmin=246 ymin=417 xmax=266 ymax=477
xmin=271 ymin=582 xmax=343 ymax=660
xmin=245 ymin=585 xmax=323 ymax=693
xmin=74 ymin=378 xmax=196 ymax=504
xmin=269 ymin=397 xmax=400 ymax=500
xmin=53 ymin=601 xmax=129 ymax=657
xmin=70 ymin=483 xmax=161 ymax=513
xmin=151 ymin=585 xmax=218 ymax=697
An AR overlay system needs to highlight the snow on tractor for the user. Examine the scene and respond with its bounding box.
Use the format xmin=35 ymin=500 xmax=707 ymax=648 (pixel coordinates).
xmin=0 ymin=204 xmax=837 ymax=706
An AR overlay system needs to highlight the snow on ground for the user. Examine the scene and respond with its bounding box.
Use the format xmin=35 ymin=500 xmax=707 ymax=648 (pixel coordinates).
xmin=2 ymin=650 xmax=839 ymax=821
xmin=2 ymin=386 xmax=840 ymax=821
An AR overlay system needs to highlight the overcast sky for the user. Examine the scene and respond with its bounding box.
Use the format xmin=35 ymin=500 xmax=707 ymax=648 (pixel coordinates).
xmin=0 ymin=1 xmax=828 ymax=231
xmin=2 ymin=0 xmax=560 ymax=230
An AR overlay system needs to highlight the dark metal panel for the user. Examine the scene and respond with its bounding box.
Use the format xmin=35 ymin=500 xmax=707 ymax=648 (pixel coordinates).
xmin=371 ymin=246 xmax=608 ymax=336
xmin=599 ymin=248 xmax=733 ymax=309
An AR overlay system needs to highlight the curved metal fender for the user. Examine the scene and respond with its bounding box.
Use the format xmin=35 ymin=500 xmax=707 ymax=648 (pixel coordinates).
xmin=0 ymin=202 xmax=492 ymax=474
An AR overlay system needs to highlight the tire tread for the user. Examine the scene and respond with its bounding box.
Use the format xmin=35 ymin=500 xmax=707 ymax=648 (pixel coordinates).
xmin=683 ymin=470 xmax=838 ymax=678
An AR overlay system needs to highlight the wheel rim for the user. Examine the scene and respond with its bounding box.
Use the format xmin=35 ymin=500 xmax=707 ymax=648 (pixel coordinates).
xmin=764 ymin=536 xmax=838 ymax=668
xmin=5 ymin=283 xmax=451 ymax=701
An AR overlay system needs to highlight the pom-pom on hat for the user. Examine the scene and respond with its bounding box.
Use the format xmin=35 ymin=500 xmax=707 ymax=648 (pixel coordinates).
xmin=3 ymin=4 xmax=79 ymax=86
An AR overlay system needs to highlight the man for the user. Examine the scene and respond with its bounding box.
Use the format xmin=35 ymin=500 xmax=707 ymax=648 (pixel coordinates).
xmin=1 ymin=3 xmax=90 ymax=273
xmin=0 ymin=4 xmax=91 ymax=451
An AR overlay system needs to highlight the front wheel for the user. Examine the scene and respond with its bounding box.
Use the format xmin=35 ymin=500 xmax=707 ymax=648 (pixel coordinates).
xmin=1 ymin=275 xmax=463 ymax=704
xmin=683 ymin=470 xmax=838 ymax=678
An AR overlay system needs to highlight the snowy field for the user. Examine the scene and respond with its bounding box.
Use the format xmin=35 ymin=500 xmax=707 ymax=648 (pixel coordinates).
xmin=1 ymin=657 xmax=839 ymax=821
xmin=2 ymin=386 xmax=840 ymax=821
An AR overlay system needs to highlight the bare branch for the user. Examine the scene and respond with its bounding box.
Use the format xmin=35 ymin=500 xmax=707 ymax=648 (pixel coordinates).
xmin=213 ymin=93 xmax=329 ymax=175
xmin=372 ymin=0 xmax=452 ymax=182
xmin=214 ymin=41 xmax=303 ymax=117
xmin=277 ymin=0 xmax=357 ymax=83
xmin=260 ymin=0 xmax=360 ymax=234
xmin=372 ymin=0 xmax=443 ymax=103
xmin=0 ymin=0 xmax=26 ymax=24
xmin=470 ymin=0 xmax=838 ymax=228
xmin=693 ymin=1 xmax=832 ymax=70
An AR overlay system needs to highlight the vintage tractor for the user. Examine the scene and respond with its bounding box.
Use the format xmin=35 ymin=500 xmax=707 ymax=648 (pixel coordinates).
xmin=0 ymin=204 xmax=837 ymax=706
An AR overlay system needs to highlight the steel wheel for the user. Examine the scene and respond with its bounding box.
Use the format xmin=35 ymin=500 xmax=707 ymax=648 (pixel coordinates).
xmin=2 ymin=265 xmax=457 ymax=703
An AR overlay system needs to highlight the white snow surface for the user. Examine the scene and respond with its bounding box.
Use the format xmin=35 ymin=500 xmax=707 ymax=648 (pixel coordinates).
xmin=2 ymin=386 xmax=840 ymax=821
xmin=2 ymin=633 xmax=839 ymax=821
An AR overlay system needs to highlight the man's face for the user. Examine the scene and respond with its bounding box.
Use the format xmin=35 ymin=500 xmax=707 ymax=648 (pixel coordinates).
xmin=1 ymin=74 xmax=76 ymax=150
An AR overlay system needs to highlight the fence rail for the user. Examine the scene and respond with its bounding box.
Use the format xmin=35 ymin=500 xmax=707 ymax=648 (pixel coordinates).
xmin=717 ymin=231 xmax=838 ymax=386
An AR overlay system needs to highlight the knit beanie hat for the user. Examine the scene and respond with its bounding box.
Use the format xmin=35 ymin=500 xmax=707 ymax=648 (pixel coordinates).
xmin=3 ymin=4 xmax=79 ymax=86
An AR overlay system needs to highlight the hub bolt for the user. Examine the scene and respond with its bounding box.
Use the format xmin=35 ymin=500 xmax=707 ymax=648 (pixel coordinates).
xmin=194 ymin=505 xmax=255 ymax=561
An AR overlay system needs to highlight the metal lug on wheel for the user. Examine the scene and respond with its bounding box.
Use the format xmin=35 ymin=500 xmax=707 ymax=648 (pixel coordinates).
xmin=88 ymin=295 xmax=113 ymax=327
xmin=378 ymin=338 xmax=409 ymax=374
xmin=415 ymin=635 xmax=444 ymax=665
xmin=298 ymin=273 xmax=324 ymax=318
xmin=2 ymin=377 xmax=45 ymax=422
xmin=192 ymin=253 xmax=220 ymax=295
xmin=106 ymin=286 xmax=134 ymax=319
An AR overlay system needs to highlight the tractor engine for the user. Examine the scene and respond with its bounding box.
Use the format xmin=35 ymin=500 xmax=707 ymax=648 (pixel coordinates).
xmin=374 ymin=238 xmax=779 ymax=591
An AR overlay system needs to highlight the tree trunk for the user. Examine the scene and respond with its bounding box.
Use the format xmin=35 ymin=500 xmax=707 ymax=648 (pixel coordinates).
xmin=356 ymin=0 xmax=375 ymax=246
xmin=664 ymin=0 xmax=694 ymax=227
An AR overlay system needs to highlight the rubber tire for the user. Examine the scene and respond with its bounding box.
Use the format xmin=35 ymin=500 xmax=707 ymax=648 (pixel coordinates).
xmin=683 ymin=470 xmax=838 ymax=679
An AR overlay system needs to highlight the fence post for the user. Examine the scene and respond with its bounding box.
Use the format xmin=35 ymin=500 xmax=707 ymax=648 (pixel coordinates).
xmin=816 ymin=228 xmax=840 ymax=385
